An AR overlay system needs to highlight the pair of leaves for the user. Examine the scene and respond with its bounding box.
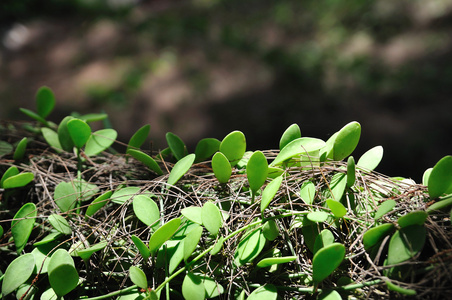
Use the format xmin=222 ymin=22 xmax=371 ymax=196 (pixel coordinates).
xmin=234 ymin=228 xmax=266 ymax=267
xmin=181 ymin=201 xmax=223 ymax=236
xmin=0 ymin=166 xmax=34 ymax=189
xmin=182 ymin=272 xmax=225 ymax=300
xmin=322 ymin=121 xmax=361 ymax=161
xmin=271 ymin=137 xmax=326 ymax=166
xmin=19 ymin=86 xmax=55 ymax=127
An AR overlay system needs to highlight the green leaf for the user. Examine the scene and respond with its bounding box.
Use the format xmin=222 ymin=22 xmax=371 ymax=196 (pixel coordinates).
xmin=194 ymin=138 xmax=221 ymax=162
xmin=374 ymin=200 xmax=396 ymax=220
xmin=75 ymin=241 xmax=107 ymax=262
xmin=299 ymin=181 xmax=315 ymax=205
xmin=210 ymin=236 xmax=224 ymax=255
xmin=36 ymin=86 xmax=56 ymax=118
xmin=234 ymin=229 xmax=266 ymax=267
xmin=133 ymin=195 xmax=160 ymax=228
xmin=182 ymin=272 xmax=205 ymax=300
xmin=166 ymin=132 xmax=187 ymax=160
xmin=426 ymin=194 xmax=452 ymax=212
xmin=261 ymin=176 xmax=283 ymax=213
xmin=346 ymin=156 xmax=356 ymax=187
xmin=331 ymin=121 xmax=361 ymax=161
xmin=357 ymin=146 xmax=383 ymax=171
xmin=271 ymin=138 xmax=326 ymax=166
xmin=149 ymin=218 xmax=181 ymax=254
xmin=167 ymin=240 xmax=184 ymax=274
xmin=54 ymin=180 xmax=98 ymax=212
xmin=127 ymin=149 xmax=163 ymax=175
xmin=387 ymin=225 xmax=426 ymax=265
xmin=20 ymin=108 xmax=50 ymax=126
xmin=85 ymin=191 xmax=112 ymax=219
xmin=111 ymin=186 xmax=141 ymax=205
xmin=318 ymin=290 xmax=342 ymax=300
xmin=41 ymin=127 xmax=63 ymax=151
xmin=33 ymin=232 xmax=62 ymax=246
xmin=48 ymin=249 xmax=79 ymax=297
xmin=256 ymin=256 xmax=296 ymax=268
xmin=84 ymin=128 xmax=117 ymax=156
xmin=1 ymin=253 xmax=35 ymax=296
xmin=129 ymin=266 xmax=148 ymax=290
xmin=3 ymin=172 xmax=34 ymax=189
xmin=422 ymin=168 xmax=432 ymax=186
xmin=0 ymin=166 xmax=19 ymax=188
xmin=280 ymin=123 xmax=301 ymax=150
xmin=0 ymin=225 xmax=3 ymax=237
xmin=202 ymin=275 xmax=224 ymax=298
xmin=67 ymin=119 xmax=91 ymax=149
xmin=307 ymin=211 xmax=329 ymax=223
xmin=219 ymin=131 xmax=246 ymax=166
xmin=167 ymin=153 xmax=196 ymax=186
xmin=127 ymin=124 xmax=151 ymax=151
xmin=12 ymin=202 xmax=37 ymax=253
xmin=267 ymin=166 xmax=284 ymax=179
xmin=78 ymin=113 xmax=108 ymax=123
xmin=181 ymin=206 xmax=203 ymax=224
xmin=184 ymin=225 xmax=203 ymax=262
xmin=313 ymin=229 xmax=335 ymax=254
xmin=58 ymin=116 xmax=75 ymax=152
xmin=212 ymin=152 xmax=232 ymax=183
xmin=428 ymin=156 xmax=452 ymax=198
xmin=362 ymin=223 xmax=394 ymax=250
xmin=247 ymin=284 xmax=278 ymax=300
xmin=398 ymin=211 xmax=428 ymax=228
xmin=312 ymin=243 xmax=345 ymax=283
xmin=326 ymin=199 xmax=347 ymax=218
xmin=131 ymin=235 xmax=151 ymax=261
xmin=328 ymin=172 xmax=347 ymax=201
xmin=202 ymin=201 xmax=223 ymax=236
xmin=32 ymin=244 xmax=54 ymax=274
xmin=385 ymin=281 xmax=417 ymax=296
xmin=247 ymin=151 xmax=268 ymax=194
xmin=13 ymin=137 xmax=28 ymax=160
xmin=262 ymin=219 xmax=279 ymax=241
xmin=48 ymin=214 xmax=72 ymax=235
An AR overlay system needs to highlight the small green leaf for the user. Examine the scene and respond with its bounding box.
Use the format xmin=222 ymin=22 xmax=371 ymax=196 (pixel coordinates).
xmin=280 ymin=123 xmax=301 ymax=150
xmin=374 ymin=200 xmax=396 ymax=220
xmin=312 ymin=243 xmax=345 ymax=283
xmin=182 ymin=272 xmax=205 ymax=300
xmin=12 ymin=202 xmax=37 ymax=253
xmin=54 ymin=182 xmax=78 ymax=212
xmin=149 ymin=218 xmax=181 ymax=254
xmin=181 ymin=206 xmax=203 ymax=224
xmin=127 ymin=149 xmax=164 ymax=175
xmin=202 ymin=275 xmax=224 ymax=298
xmin=76 ymin=241 xmax=107 ymax=262
xmin=129 ymin=266 xmax=148 ymax=290
xmin=84 ymin=129 xmax=117 ymax=156
xmin=36 ymin=86 xmax=56 ymax=118
xmin=210 ymin=236 xmax=224 ymax=255
xmin=166 ymin=132 xmax=187 ymax=160
xmin=422 ymin=168 xmax=432 ymax=186
xmin=385 ymin=281 xmax=417 ymax=296
xmin=3 ymin=172 xmax=34 ymax=189
xmin=127 ymin=124 xmax=151 ymax=151
xmin=131 ymin=235 xmax=151 ymax=261
xmin=219 ymin=131 xmax=246 ymax=166
xmin=331 ymin=121 xmax=361 ymax=161
xmin=271 ymin=138 xmax=326 ymax=166
xmin=313 ymin=229 xmax=335 ymax=254
xmin=194 ymin=138 xmax=220 ymax=162
xmin=346 ymin=156 xmax=356 ymax=187
xmin=428 ymin=156 xmax=452 ymax=198
xmin=362 ymin=223 xmax=394 ymax=250
xmin=78 ymin=113 xmax=108 ymax=123
xmin=58 ymin=116 xmax=75 ymax=152
xmin=239 ymin=229 xmax=261 ymax=261
xmin=48 ymin=249 xmax=79 ymax=297
xmin=426 ymin=194 xmax=452 ymax=212
xmin=328 ymin=172 xmax=347 ymax=201
xmin=212 ymin=152 xmax=232 ymax=183
xmin=256 ymin=256 xmax=296 ymax=268
xmin=299 ymin=181 xmax=315 ymax=204
xmin=111 ymin=186 xmax=141 ymax=205
xmin=48 ymin=214 xmax=72 ymax=235
xmin=184 ymin=225 xmax=203 ymax=262
xmin=318 ymin=290 xmax=342 ymax=300
xmin=247 ymin=284 xmax=278 ymax=300
xmin=267 ymin=166 xmax=284 ymax=179
xmin=85 ymin=191 xmax=112 ymax=219
xmin=387 ymin=225 xmax=426 ymax=265
xmin=167 ymin=240 xmax=184 ymax=274
xmin=357 ymin=146 xmax=383 ymax=171
xmin=133 ymin=195 xmax=160 ymax=228
xmin=307 ymin=211 xmax=329 ymax=223
xmin=167 ymin=153 xmax=196 ymax=186
xmin=202 ymin=201 xmax=223 ymax=236
xmin=0 ymin=166 xmax=19 ymax=188
xmin=20 ymin=108 xmax=50 ymax=126
xmin=0 ymin=225 xmax=3 ymax=237
xmin=235 ymin=229 xmax=266 ymax=266
xmin=1 ymin=253 xmax=35 ymax=296
xmin=247 ymin=151 xmax=268 ymax=194
xmin=261 ymin=176 xmax=283 ymax=213
xmin=262 ymin=219 xmax=279 ymax=241
xmin=67 ymin=119 xmax=91 ymax=149
xmin=13 ymin=137 xmax=28 ymax=160
xmin=398 ymin=211 xmax=428 ymax=228
xmin=41 ymin=128 xmax=63 ymax=151
xmin=326 ymin=199 xmax=347 ymax=218
xmin=33 ymin=232 xmax=62 ymax=246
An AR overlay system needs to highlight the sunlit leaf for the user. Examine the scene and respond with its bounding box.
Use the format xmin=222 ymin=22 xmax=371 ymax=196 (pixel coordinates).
xmin=328 ymin=172 xmax=347 ymax=201
xmin=299 ymin=181 xmax=315 ymax=204
xmin=313 ymin=229 xmax=334 ymax=254
xmin=387 ymin=225 xmax=426 ymax=265
xmin=184 ymin=225 xmax=203 ymax=262
xmin=256 ymin=256 xmax=296 ymax=268
xmin=111 ymin=186 xmax=141 ymax=205
xmin=48 ymin=249 xmax=79 ymax=297
xmin=374 ymin=200 xmax=396 ymax=220
xmin=1 ymin=253 xmax=35 ymax=296
xmin=127 ymin=149 xmax=163 ymax=175
xmin=149 ymin=218 xmax=181 ymax=254
xmin=12 ymin=202 xmax=37 ymax=253
xmin=2 ymin=172 xmax=34 ymax=189
xmin=398 ymin=211 xmax=428 ymax=228
xmin=78 ymin=113 xmax=108 ymax=123
xmin=385 ymin=281 xmax=417 ymax=296
xmin=271 ymin=138 xmax=325 ymax=166
xmin=182 ymin=272 xmax=205 ymax=300
xmin=181 ymin=206 xmax=203 ymax=224
xmin=261 ymin=176 xmax=283 ymax=213
xmin=129 ymin=266 xmax=148 ymax=290
xmin=267 ymin=166 xmax=284 ymax=179
xmin=85 ymin=191 xmax=112 ymax=219
xmin=219 ymin=131 xmax=246 ymax=166
xmin=262 ymin=219 xmax=279 ymax=241
xmin=202 ymin=275 xmax=224 ymax=298
xmin=33 ymin=232 xmax=62 ymax=246
xmin=312 ymin=243 xmax=345 ymax=283
xmin=362 ymin=223 xmax=394 ymax=250
xmin=202 ymin=201 xmax=223 ymax=236
xmin=194 ymin=138 xmax=221 ymax=162
xmin=357 ymin=146 xmax=383 ymax=171
xmin=331 ymin=121 xmax=361 ymax=161
xmin=127 ymin=124 xmax=151 ymax=151
xmin=307 ymin=211 xmax=329 ymax=223
xmin=280 ymin=123 xmax=301 ymax=150
xmin=318 ymin=290 xmax=342 ymax=300
xmin=67 ymin=119 xmax=91 ymax=149
xmin=210 ymin=236 xmax=224 ymax=255
xmin=167 ymin=153 xmax=195 ymax=186
xmin=239 ymin=228 xmax=261 ymax=261
xmin=247 ymin=284 xmax=278 ymax=300
xmin=166 ymin=132 xmax=187 ymax=160
xmin=41 ymin=127 xmax=63 ymax=152
xmin=84 ymin=129 xmax=117 ymax=156
xmin=133 ymin=195 xmax=160 ymax=228
xmin=36 ymin=86 xmax=56 ymax=118
xmin=212 ymin=152 xmax=232 ymax=183
xmin=428 ymin=156 xmax=452 ymax=199
xmin=326 ymin=199 xmax=347 ymax=218
xmin=247 ymin=151 xmax=268 ymax=194
xmin=48 ymin=214 xmax=72 ymax=235
xmin=75 ymin=241 xmax=107 ymax=262
xmin=235 ymin=229 xmax=266 ymax=267
xmin=131 ymin=235 xmax=151 ymax=261
xmin=346 ymin=156 xmax=356 ymax=187
xmin=13 ymin=137 xmax=28 ymax=160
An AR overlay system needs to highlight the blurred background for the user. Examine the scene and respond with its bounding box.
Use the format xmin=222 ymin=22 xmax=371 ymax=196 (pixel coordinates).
xmin=1 ymin=0 xmax=452 ymax=182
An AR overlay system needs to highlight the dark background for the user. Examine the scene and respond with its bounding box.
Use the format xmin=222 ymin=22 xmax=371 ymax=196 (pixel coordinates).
xmin=1 ymin=0 xmax=452 ymax=182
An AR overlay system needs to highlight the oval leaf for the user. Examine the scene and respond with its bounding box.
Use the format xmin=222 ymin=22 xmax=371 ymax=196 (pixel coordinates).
xmin=210 ymin=236 xmax=224 ymax=255
xmin=219 ymin=131 xmax=246 ymax=166
xmin=54 ymin=181 xmax=78 ymax=212
xmin=76 ymin=241 xmax=107 ymax=262
xmin=357 ymin=146 xmax=383 ymax=171
xmin=133 ymin=195 xmax=160 ymax=227
xmin=127 ymin=124 xmax=151 ymax=151
xmin=149 ymin=218 xmax=181 ymax=254
xmin=194 ymin=138 xmax=221 ymax=162
xmin=261 ymin=176 xmax=283 ymax=213
xmin=58 ymin=116 xmax=75 ymax=152
xmin=362 ymin=223 xmax=394 ymax=250
xmin=328 ymin=172 xmax=347 ymax=201
xmin=36 ymin=86 xmax=56 ymax=118
xmin=85 ymin=191 xmax=112 ymax=219
xmin=166 ymin=132 xmax=187 ymax=161
xmin=374 ymin=200 xmax=396 ymax=220
xmin=299 ymin=181 xmax=315 ymax=205
xmin=428 ymin=156 xmax=452 ymax=199
xmin=129 ymin=266 xmax=148 ymax=290
xmin=67 ymin=119 xmax=91 ymax=149
xmin=326 ymin=199 xmax=347 ymax=218
xmin=387 ymin=225 xmax=426 ymax=265
xmin=184 ymin=225 xmax=203 ymax=262
xmin=312 ymin=243 xmax=345 ymax=283
xmin=127 ymin=149 xmax=163 ymax=175
xmin=262 ymin=219 xmax=279 ymax=241
xmin=48 ymin=249 xmax=79 ymax=297
xmin=212 ymin=152 xmax=232 ymax=184
xmin=202 ymin=201 xmax=223 ymax=236
xmin=167 ymin=154 xmax=196 ymax=186
xmin=247 ymin=151 xmax=268 ymax=194
xmin=84 ymin=129 xmax=117 ymax=156
xmin=111 ymin=187 xmax=141 ymax=205
xmin=182 ymin=272 xmax=205 ymax=300
xmin=12 ymin=202 xmax=37 ymax=253
xmin=131 ymin=235 xmax=151 ymax=261
xmin=346 ymin=156 xmax=356 ymax=187
xmin=181 ymin=206 xmax=203 ymax=224
xmin=256 ymin=256 xmax=296 ymax=268
xmin=271 ymin=137 xmax=325 ymax=166
xmin=41 ymin=127 xmax=63 ymax=151
xmin=3 ymin=172 xmax=34 ymax=189
xmin=307 ymin=211 xmax=329 ymax=223
xmin=239 ymin=229 xmax=261 ymax=261
xmin=247 ymin=284 xmax=278 ymax=300
xmin=1 ymin=166 xmax=19 ymax=188
xmin=331 ymin=121 xmax=361 ymax=161
xmin=20 ymin=108 xmax=50 ymax=126
xmin=1 ymin=253 xmax=35 ymax=296
xmin=398 ymin=211 xmax=428 ymax=228
xmin=280 ymin=123 xmax=301 ymax=150
xmin=13 ymin=137 xmax=28 ymax=160
xmin=313 ymin=229 xmax=335 ymax=254
xmin=48 ymin=214 xmax=72 ymax=235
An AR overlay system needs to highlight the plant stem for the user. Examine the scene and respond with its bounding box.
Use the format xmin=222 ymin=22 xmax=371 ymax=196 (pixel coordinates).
xmin=80 ymin=285 xmax=138 ymax=300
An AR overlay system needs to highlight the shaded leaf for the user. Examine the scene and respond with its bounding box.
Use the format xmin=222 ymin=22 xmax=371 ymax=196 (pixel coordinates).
xmin=235 ymin=229 xmax=266 ymax=266
xmin=127 ymin=124 xmax=151 ymax=151
xmin=48 ymin=214 xmax=71 ymax=235
xmin=398 ymin=211 xmax=428 ymax=228
xmin=261 ymin=176 xmax=283 ymax=213
xmin=280 ymin=123 xmax=301 ymax=150
xmin=357 ymin=146 xmax=383 ymax=171
xmin=36 ymin=86 xmax=56 ymax=118
xmin=387 ymin=225 xmax=426 ymax=265
xmin=41 ymin=128 xmax=63 ymax=151
xmin=385 ymin=281 xmax=417 ymax=296
xmin=78 ymin=113 xmax=108 ymax=123
xmin=127 ymin=149 xmax=163 ymax=175
xmin=426 ymin=194 xmax=452 ymax=213
xmin=85 ymin=191 xmax=112 ymax=219
xmin=129 ymin=266 xmax=148 ymax=290
xmin=0 ymin=166 xmax=19 ymax=188
xmin=3 ymin=172 xmax=34 ymax=189
xmin=167 ymin=154 xmax=195 ymax=186
xmin=212 ymin=152 xmax=232 ymax=183
xmin=111 ymin=186 xmax=141 ymax=205
xmin=13 ymin=137 xmax=28 ymax=160
xmin=182 ymin=272 xmax=205 ymax=300
xmin=166 ymin=132 xmax=187 ymax=160
xmin=33 ymin=232 xmax=62 ymax=246
xmin=131 ymin=235 xmax=151 ymax=261
xmin=219 ymin=131 xmax=246 ymax=166
xmin=428 ymin=156 xmax=452 ymax=198
xmin=271 ymin=138 xmax=325 ymax=166
xmin=84 ymin=129 xmax=117 ymax=156
xmin=313 ymin=229 xmax=335 ymax=254
xmin=346 ymin=156 xmax=356 ymax=187
xmin=247 ymin=284 xmax=278 ymax=300
xmin=20 ymin=108 xmax=50 ymax=126
xmin=1 ymin=253 xmax=35 ymax=296
xmin=12 ymin=202 xmax=37 ymax=253
xmin=202 ymin=275 xmax=224 ymax=298
xmin=149 ymin=218 xmax=181 ymax=254
xmin=67 ymin=119 xmax=91 ymax=149
xmin=57 ymin=116 xmax=75 ymax=152
xmin=262 ymin=219 xmax=279 ymax=241
xmin=363 ymin=223 xmax=394 ymax=250
xmin=326 ymin=199 xmax=347 ymax=218
xmin=318 ymin=290 xmax=342 ymax=300
xmin=202 ymin=201 xmax=223 ymax=236
xmin=374 ymin=200 xmax=396 ymax=220
xmin=247 ymin=151 xmax=268 ymax=194
xmin=48 ymin=249 xmax=79 ymax=297
xmin=312 ymin=243 xmax=345 ymax=283
xmin=210 ymin=236 xmax=224 ymax=255
xmin=299 ymin=181 xmax=315 ymax=205
xmin=194 ymin=138 xmax=221 ymax=162
xmin=76 ymin=241 xmax=107 ymax=262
